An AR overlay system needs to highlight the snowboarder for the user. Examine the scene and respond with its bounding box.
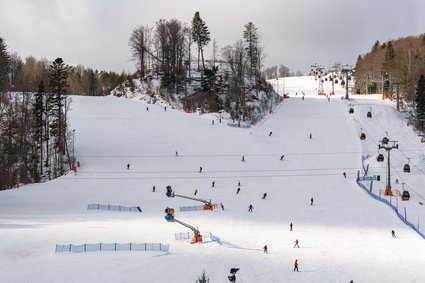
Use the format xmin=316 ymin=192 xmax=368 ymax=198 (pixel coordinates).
xmin=262 ymin=193 xmax=267 ymax=199
xmin=236 ymin=187 xmax=241 ymax=194
xmin=290 ymin=223 xmax=293 ymax=231
xmin=294 ymin=259 xmax=299 ymax=272
xmin=263 ymin=245 xmax=268 ymax=253
xmin=309 ymin=133 xmax=312 ymax=139
xmin=269 ymin=131 xmax=273 ymax=136
xmin=392 ymin=230 xmax=396 ymax=238
xmin=152 ymin=185 xmax=156 ymax=192
xmin=127 ymin=164 xmax=130 ymax=170
xmin=248 ymin=204 xmax=253 ymax=212
xmin=194 ymin=189 xmax=198 ymax=196
xmin=199 ymin=167 xmax=203 ymax=173
xmin=294 ymin=239 xmax=300 ymax=248
xmin=280 ymin=155 xmax=285 ymax=161
xmin=212 ymin=181 xmax=215 ymax=188
xmin=343 ymin=172 xmax=347 ymax=178
xmin=242 ymin=156 xmax=245 ymax=162
xmin=310 ymin=197 xmax=314 ymax=205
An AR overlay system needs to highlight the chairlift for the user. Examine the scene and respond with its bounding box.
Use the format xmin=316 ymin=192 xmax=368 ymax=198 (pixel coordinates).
xmin=367 ymin=111 xmax=372 ymax=118
xmin=377 ymin=154 xmax=384 ymax=162
xmin=349 ymin=108 xmax=354 ymax=114
xmin=382 ymin=137 xmax=389 ymax=144
xmin=360 ymin=133 xmax=366 ymax=140
xmin=403 ymin=164 xmax=411 ymax=173
xmin=401 ymin=190 xmax=410 ymax=201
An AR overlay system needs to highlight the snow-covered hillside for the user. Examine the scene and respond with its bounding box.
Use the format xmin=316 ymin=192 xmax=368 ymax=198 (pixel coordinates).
xmin=1 ymin=76 xmax=424 ymax=283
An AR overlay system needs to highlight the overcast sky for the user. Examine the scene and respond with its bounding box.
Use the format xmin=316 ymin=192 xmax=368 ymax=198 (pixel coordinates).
xmin=1 ymin=0 xmax=424 ymax=74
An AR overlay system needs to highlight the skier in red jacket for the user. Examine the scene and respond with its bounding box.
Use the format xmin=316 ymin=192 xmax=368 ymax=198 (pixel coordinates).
xmin=294 ymin=259 xmax=299 ymax=271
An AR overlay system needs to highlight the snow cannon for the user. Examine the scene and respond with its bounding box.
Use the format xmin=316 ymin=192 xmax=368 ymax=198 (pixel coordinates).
xmin=166 ymin=185 xmax=173 ymax=197
xmin=164 ymin=207 xmax=175 ymax=221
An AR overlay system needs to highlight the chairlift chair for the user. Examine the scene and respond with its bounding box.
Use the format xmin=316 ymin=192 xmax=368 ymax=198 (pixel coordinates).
xmin=377 ymin=154 xmax=384 ymax=162
xmin=403 ymin=164 xmax=411 ymax=173
xmin=401 ymin=190 xmax=410 ymax=201
xmin=349 ymin=108 xmax=354 ymax=114
xmin=360 ymin=133 xmax=366 ymax=140
xmin=382 ymin=137 xmax=389 ymax=144
xmin=367 ymin=111 xmax=372 ymax=118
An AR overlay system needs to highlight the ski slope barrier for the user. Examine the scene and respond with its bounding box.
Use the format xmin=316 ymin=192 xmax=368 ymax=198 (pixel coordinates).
xmin=87 ymin=204 xmax=142 ymax=212
xmin=357 ymin=156 xmax=425 ymax=239
xmin=55 ymin=242 xmax=169 ymax=253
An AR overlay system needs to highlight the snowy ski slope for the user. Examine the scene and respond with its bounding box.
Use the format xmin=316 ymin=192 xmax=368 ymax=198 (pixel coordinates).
xmin=0 ymin=76 xmax=424 ymax=282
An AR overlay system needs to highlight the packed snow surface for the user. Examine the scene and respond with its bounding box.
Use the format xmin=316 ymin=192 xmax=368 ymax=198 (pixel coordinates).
xmin=1 ymin=76 xmax=425 ymax=282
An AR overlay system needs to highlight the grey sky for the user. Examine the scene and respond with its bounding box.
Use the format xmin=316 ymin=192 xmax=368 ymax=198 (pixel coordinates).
xmin=1 ymin=0 xmax=424 ymax=74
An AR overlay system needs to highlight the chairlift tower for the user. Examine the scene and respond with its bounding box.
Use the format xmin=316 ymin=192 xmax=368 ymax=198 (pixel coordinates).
xmin=341 ymin=64 xmax=353 ymax=99
xmin=378 ymin=138 xmax=398 ymax=196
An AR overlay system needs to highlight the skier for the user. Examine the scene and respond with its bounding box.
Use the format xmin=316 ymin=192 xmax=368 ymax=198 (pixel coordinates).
xmin=290 ymin=222 xmax=293 ymax=231
xmin=309 ymin=133 xmax=312 ymax=139
xmin=236 ymin=187 xmax=241 ymax=194
xmin=175 ymin=151 xmax=178 ymax=157
xmin=238 ymin=180 xmax=241 ymax=186
xmin=392 ymin=230 xmax=396 ymax=238
xmin=221 ymin=203 xmax=224 ymax=211
xmin=310 ymin=197 xmax=314 ymax=206
xmin=212 ymin=120 xmax=214 ymax=125
xmin=262 ymin=193 xmax=267 ymax=199
xmin=343 ymin=172 xmax=347 ymax=178
xmin=194 ymin=189 xmax=198 ymax=196
xmin=127 ymin=164 xmax=130 ymax=170
xmin=294 ymin=259 xmax=299 ymax=272
xmin=280 ymin=155 xmax=285 ymax=161
xmin=395 ymin=179 xmax=399 ymax=184
xmin=263 ymin=245 xmax=268 ymax=253
xmin=242 ymin=156 xmax=245 ymax=162
xmin=248 ymin=204 xmax=253 ymax=212
xmin=152 ymin=185 xmax=156 ymax=192
xmin=212 ymin=181 xmax=215 ymax=188
xmin=228 ymin=274 xmax=236 ymax=282
xmin=269 ymin=131 xmax=273 ymax=136
xmin=164 ymin=106 xmax=167 ymax=111
xmin=295 ymin=92 xmax=298 ymax=96
xmin=294 ymin=239 xmax=300 ymax=248
xmin=146 ymin=107 xmax=149 ymax=111
xmin=199 ymin=167 xmax=203 ymax=173
xmin=302 ymin=95 xmax=305 ymax=100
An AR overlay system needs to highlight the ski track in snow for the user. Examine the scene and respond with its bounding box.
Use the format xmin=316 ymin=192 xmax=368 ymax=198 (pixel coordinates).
xmin=0 ymin=76 xmax=425 ymax=282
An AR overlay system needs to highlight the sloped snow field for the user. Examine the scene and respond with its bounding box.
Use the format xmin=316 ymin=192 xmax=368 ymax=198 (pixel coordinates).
xmin=1 ymin=76 xmax=424 ymax=282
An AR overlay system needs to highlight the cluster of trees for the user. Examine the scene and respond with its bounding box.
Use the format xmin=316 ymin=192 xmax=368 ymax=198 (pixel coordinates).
xmin=262 ymin=64 xmax=302 ymax=79
xmin=129 ymin=13 xmax=278 ymax=119
xmin=354 ymin=34 xmax=425 ymax=101
xmin=8 ymin=53 xmax=127 ymax=96
xmin=0 ymin=36 xmax=73 ymax=190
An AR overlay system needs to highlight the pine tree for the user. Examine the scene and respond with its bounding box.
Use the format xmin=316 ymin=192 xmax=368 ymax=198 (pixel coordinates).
xmin=33 ymin=81 xmax=45 ymax=177
xmin=382 ymin=41 xmax=395 ymax=73
xmin=192 ymin=12 xmax=210 ymax=71
xmin=49 ymin=58 xmax=70 ymax=175
xmin=196 ymin=271 xmax=209 ymax=283
xmin=88 ymin=69 xmax=97 ymax=96
xmin=372 ymin=40 xmax=380 ymax=52
xmin=416 ymin=74 xmax=425 ymax=119
xmin=0 ymin=36 xmax=10 ymax=93
xmin=243 ymin=22 xmax=259 ymax=78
